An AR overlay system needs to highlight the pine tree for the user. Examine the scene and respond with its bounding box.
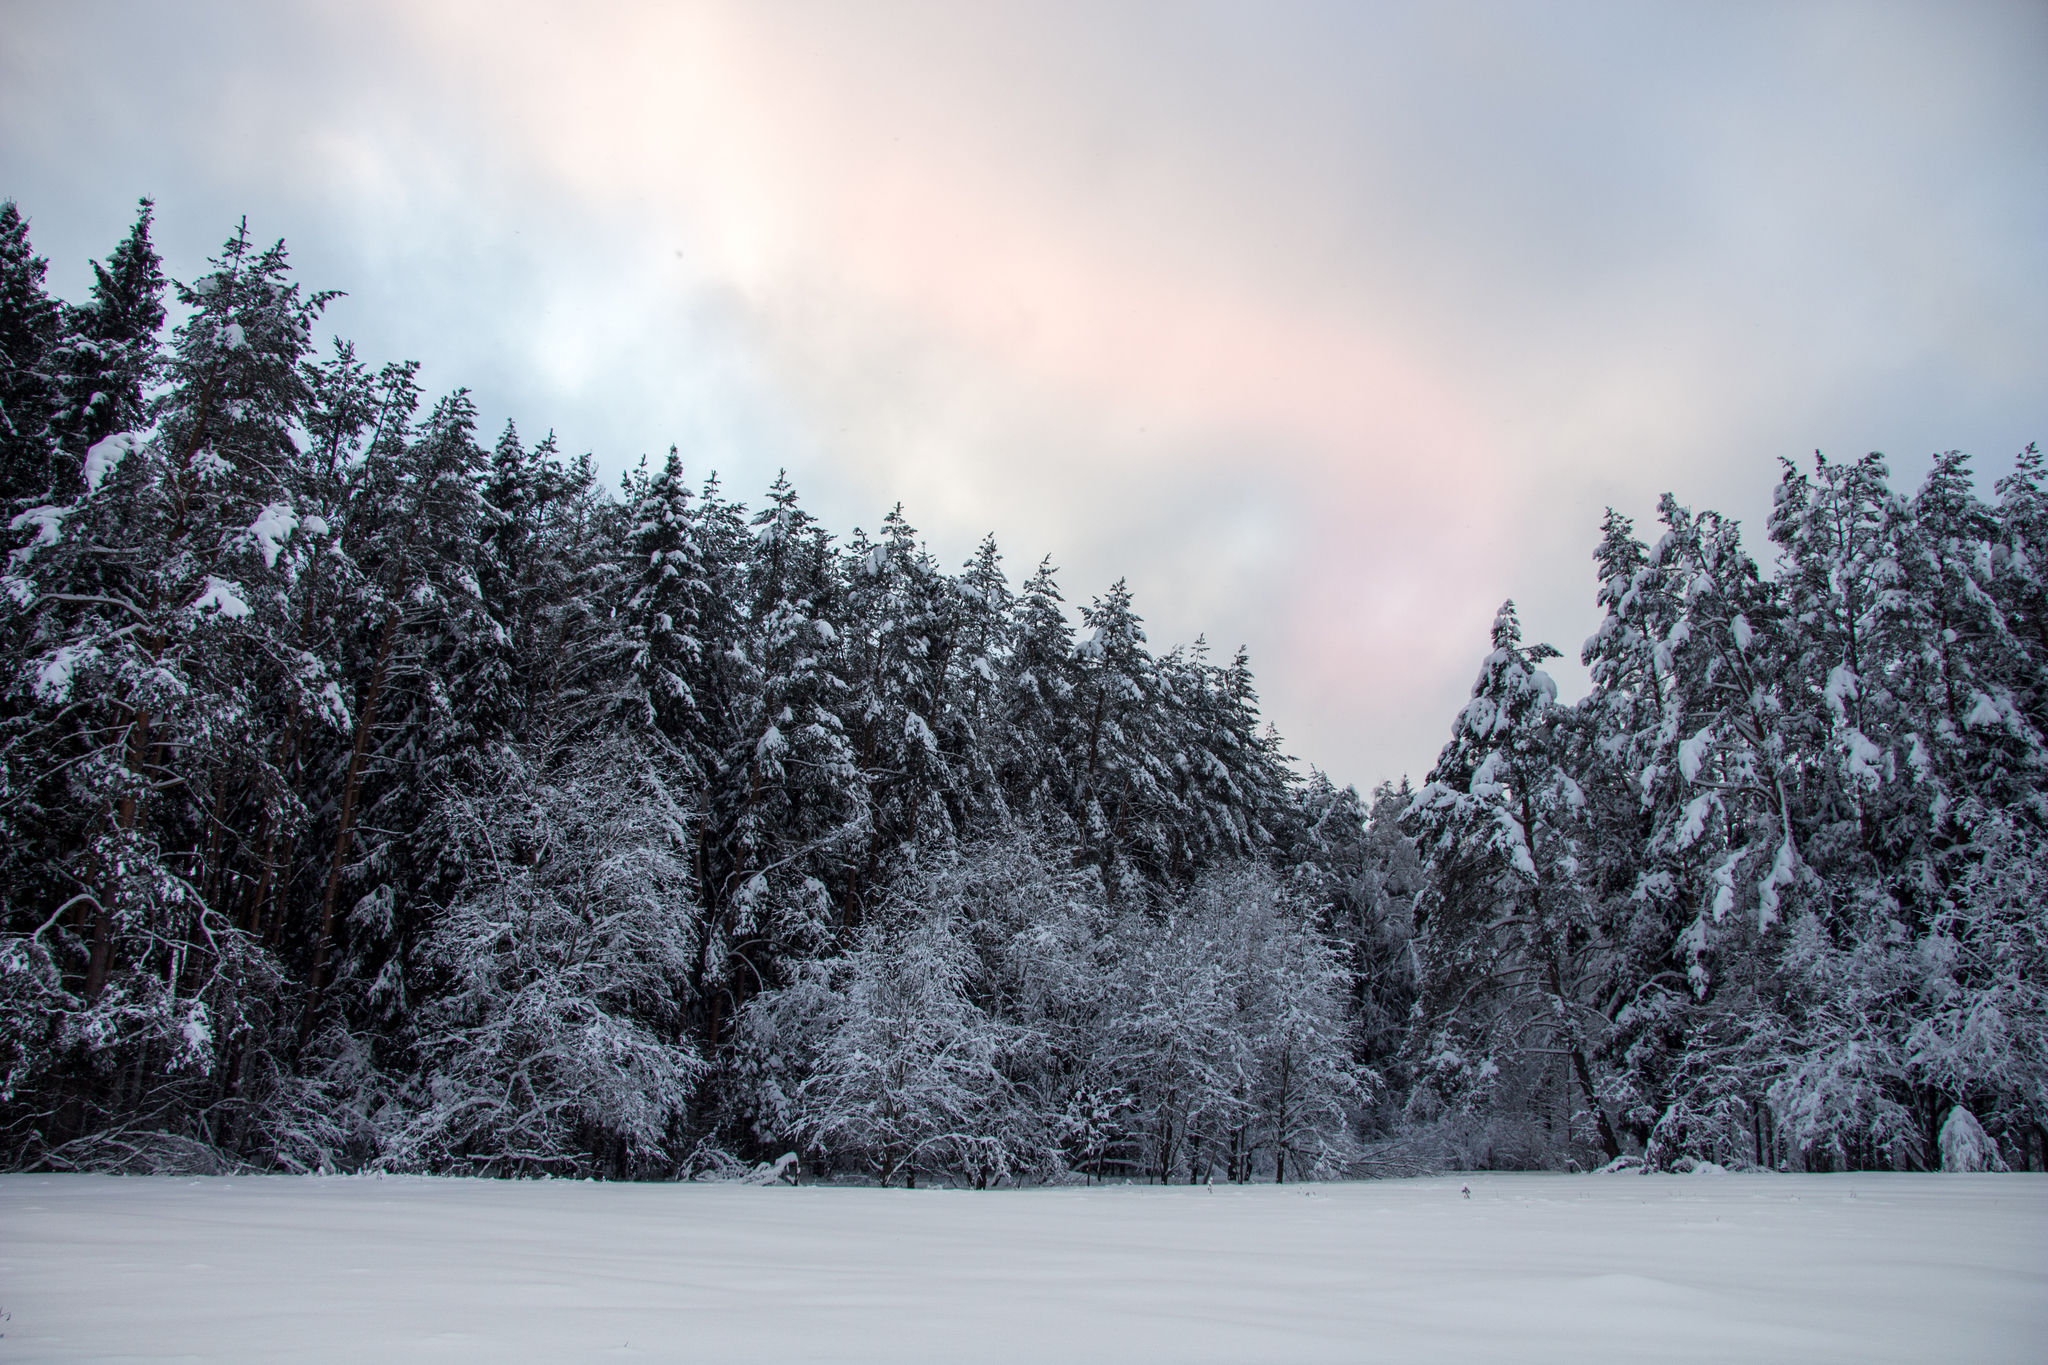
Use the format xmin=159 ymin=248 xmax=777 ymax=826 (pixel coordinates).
xmin=1405 ymin=602 xmax=1623 ymax=1163
xmin=619 ymin=447 xmax=713 ymax=758
xmin=0 ymin=200 xmax=60 ymax=504
xmin=1001 ymin=555 xmax=1080 ymax=836
xmin=46 ymin=199 xmax=167 ymax=487
xmin=314 ymin=388 xmax=498 ymax=1034
xmin=1288 ymin=776 xmax=1421 ymax=1133
xmin=1070 ymin=579 xmax=1165 ymax=902
xmin=0 ymin=217 xmax=337 ymax=1166
xmin=838 ymin=504 xmax=973 ymax=870
xmin=688 ymin=471 xmax=852 ymax=1056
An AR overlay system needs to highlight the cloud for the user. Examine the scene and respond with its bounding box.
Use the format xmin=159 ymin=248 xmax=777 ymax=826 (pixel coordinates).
xmin=4 ymin=0 xmax=2042 ymax=786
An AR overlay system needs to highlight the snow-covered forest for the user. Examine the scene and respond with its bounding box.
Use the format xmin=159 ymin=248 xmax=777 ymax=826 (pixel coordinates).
xmin=2 ymin=200 xmax=2043 ymax=1183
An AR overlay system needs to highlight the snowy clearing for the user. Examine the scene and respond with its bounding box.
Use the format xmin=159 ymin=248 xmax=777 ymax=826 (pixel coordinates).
xmin=2 ymin=1172 xmax=2042 ymax=1364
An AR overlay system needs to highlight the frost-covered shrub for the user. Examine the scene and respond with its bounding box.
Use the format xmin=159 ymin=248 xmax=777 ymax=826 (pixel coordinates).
xmin=742 ymin=846 xmax=1369 ymax=1186
xmin=1101 ymin=864 xmax=1368 ymax=1182
xmin=380 ymin=740 xmax=704 ymax=1177
xmin=1938 ymin=1106 xmax=2007 ymax=1172
xmin=746 ymin=909 xmax=1044 ymax=1187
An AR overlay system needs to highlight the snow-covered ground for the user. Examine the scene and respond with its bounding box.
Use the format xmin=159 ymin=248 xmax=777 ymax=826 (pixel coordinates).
xmin=2 ymin=1172 xmax=2041 ymax=1363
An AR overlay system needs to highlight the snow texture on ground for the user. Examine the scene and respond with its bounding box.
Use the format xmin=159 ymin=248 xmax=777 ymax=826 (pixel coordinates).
xmin=2 ymin=1172 xmax=2041 ymax=1363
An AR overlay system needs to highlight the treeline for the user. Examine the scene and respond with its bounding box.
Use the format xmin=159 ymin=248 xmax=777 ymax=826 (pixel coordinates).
xmin=1 ymin=200 xmax=2040 ymax=1182
xmin=1405 ymin=452 xmax=2048 ymax=1173
xmin=0 ymin=202 xmax=1413 ymax=1181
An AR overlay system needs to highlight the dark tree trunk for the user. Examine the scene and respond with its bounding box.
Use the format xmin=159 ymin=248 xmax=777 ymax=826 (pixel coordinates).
xmin=302 ymin=617 xmax=397 ymax=1040
xmin=1570 ymin=1045 xmax=1622 ymax=1161
xmin=87 ymin=709 xmax=153 ymax=1004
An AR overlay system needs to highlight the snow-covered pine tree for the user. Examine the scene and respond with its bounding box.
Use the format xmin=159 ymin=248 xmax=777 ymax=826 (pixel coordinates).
xmin=837 ymin=505 xmax=977 ymax=879
xmin=45 ymin=200 xmax=166 ymax=490
xmin=1069 ymin=579 xmax=1168 ymax=904
xmin=0 ymin=219 xmax=336 ymax=1167
xmin=1787 ymin=450 xmax=2048 ymax=1168
xmin=1000 ymin=555 xmax=1082 ymax=839
xmin=1570 ymin=505 xmax=1754 ymax=1166
xmin=1405 ymin=602 xmax=1622 ymax=1165
xmin=0 ymin=200 xmax=61 ymax=505
xmin=1287 ymin=775 xmax=1422 ymax=1131
xmin=617 ymin=447 xmax=714 ymax=762
xmin=481 ymin=424 xmax=607 ymax=745
xmin=685 ymin=472 xmax=853 ymax=1060
xmin=298 ymin=385 xmax=477 ymax=1034
xmin=1156 ymin=641 xmax=1292 ymax=880
xmin=951 ymin=534 xmax=1014 ymax=823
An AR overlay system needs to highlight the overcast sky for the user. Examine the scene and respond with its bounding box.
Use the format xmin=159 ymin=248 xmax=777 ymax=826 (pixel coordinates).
xmin=4 ymin=0 xmax=2043 ymax=789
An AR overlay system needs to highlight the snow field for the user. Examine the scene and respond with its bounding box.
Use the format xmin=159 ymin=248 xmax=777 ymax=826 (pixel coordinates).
xmin=2 ymin=1172 xmax=2042 ymax=1364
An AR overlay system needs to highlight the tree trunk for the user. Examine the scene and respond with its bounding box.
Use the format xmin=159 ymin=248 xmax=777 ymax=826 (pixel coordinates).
xmin=86 ymin=708 xmax=153 ymax=1004
xmin=1569 ymin=1045 xmax=1622 ymax=1161
xmin=199 ymin=768 xmax=228 ymax=908
xmin=1543 ymin=955 xmax=1620 ymax=1161
xmin=302 ymin=617 xmax=397 ymax=1039
xmin=82 ymin=897 xmax=114 ymax=1006
xmin=1274 ymin=1049 xmax=1293 ymax=1183
xmin=238 ymin=809 xmax=276 ymax=935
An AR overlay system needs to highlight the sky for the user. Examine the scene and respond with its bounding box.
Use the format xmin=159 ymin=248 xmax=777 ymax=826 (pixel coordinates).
xmin=4 ymin=0 xmax=2043 ymax=790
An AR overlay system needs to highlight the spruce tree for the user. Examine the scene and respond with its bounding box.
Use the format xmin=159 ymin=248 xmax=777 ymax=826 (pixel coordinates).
xmin=0 ymin=200 xmax=60 ymax=504
xmin=1406 ymin=602 xmax=1622 ymax=1162
xmin=46 ymin=199 xmax=167 ymax=487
